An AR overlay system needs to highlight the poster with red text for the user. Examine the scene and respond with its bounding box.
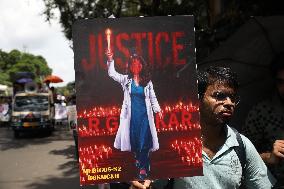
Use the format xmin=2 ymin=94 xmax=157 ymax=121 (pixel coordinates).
xmin=73 ymin=16 xmax=202 ymax=185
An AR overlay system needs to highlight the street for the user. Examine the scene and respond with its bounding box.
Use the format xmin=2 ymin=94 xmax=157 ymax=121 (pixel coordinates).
xmin=0 ymin=125 xmax=97 ymax=189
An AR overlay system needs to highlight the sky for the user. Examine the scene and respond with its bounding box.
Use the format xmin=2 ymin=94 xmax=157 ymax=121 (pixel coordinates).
xmin=0 ymin=0 xmax=74 ymax=86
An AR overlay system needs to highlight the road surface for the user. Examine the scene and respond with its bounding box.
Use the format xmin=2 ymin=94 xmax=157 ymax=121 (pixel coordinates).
xmin=0 ymin=125 xmax=98 ymax=189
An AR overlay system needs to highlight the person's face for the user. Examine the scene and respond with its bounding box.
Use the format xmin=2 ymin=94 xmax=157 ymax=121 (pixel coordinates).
xmin=276 ymin=69 xmax=284 ymax=100
xmin=130 ymin=58 xmax=142 ymax=75
xmin=200 ymin=82 xmax=238 ymax=125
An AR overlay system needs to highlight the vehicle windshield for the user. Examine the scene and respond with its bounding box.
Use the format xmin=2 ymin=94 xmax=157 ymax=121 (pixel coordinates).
xmin=14 ymin=96 xmax=49 ymax=111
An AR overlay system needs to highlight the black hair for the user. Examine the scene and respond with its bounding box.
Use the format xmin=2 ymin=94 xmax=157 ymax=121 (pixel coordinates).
xmin=270 ymin=52 xmax=284 ymax=76
xmin=198 ymin=66 xmax=239 ymax=99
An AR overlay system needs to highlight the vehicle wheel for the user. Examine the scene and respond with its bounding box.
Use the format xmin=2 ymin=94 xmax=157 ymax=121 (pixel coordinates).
xmin=14 ymin=131 xmax=20 ymax=138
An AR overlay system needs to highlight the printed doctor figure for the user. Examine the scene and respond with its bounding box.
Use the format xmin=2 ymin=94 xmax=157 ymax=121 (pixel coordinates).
xmin=105 ymin=49 xmax=162 ymax=180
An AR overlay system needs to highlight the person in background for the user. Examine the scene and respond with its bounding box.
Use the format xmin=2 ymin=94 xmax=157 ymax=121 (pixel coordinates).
xmin=45 ymin=80 xmax=51 ymax=89
xmin=243 ymin=53 xmax=284 ymax=188
xmin=66 ymin=95 xmax=78 ymax=160
xmin=50 ymin=87 xmax=58 ymax=103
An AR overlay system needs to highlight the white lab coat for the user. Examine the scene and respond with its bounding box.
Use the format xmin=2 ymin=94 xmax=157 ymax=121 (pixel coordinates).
xmin=107 ymin=60 xmax=161 ymax=152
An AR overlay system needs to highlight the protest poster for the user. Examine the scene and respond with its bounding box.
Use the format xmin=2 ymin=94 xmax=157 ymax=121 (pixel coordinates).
xmin=55 ymin=104 xmax=67 ymax=120
xmin=73 ymin=16 xmax=202 ymax=185
xmin=0 ymin=103 xmax=9 ymax=122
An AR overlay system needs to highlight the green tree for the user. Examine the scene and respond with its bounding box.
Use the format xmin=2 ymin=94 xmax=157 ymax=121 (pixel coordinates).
xmin=42 ymin=0 xmax=209 ymax=40
xmin=0 ymin=73 xmax=10 ymax=86
xmin=56 ymin=81 xmax=75 ymax=97
xmin=0 ymin=49 xmax=52 ymax=85
xmin=42 ymin=0 xmax=283 ymax=60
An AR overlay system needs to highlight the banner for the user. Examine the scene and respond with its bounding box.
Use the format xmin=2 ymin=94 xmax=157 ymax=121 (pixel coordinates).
xmin=55 ymin=104 xmax=67 ymax=120
xmin=73 ymin=16 xmax=202 ymax=185
xmin=0 ymin=103 xmax=10 ymax=122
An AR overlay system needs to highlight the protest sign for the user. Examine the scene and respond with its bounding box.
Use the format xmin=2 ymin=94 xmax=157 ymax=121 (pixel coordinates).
xmin=73 ymin=16 xmax=202 ymax=185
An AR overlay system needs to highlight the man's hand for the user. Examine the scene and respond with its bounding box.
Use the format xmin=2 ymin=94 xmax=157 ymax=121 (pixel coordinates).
xmin=263 ymin=140 xmax=284 ymax=164
xmin=271 ymin=140 xmax=284 ymax=161
xmin=105 ymin=49 xmax=113 ymax=62
xmin=130 ymin=180 xmax=152 ymax=189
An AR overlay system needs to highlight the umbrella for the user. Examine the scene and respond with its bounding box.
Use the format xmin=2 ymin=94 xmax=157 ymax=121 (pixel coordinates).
xmin=198 ymin=16 xmax=284 ymax=129
xmin=16 ymin=78 xmax=33 ymax=84
xmin=43 ymin=75 xmax=63 ymax=83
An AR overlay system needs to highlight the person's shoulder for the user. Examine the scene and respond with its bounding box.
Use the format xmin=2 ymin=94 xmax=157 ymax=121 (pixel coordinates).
xmin=239 ymin=132 xmax=277 ymax=188
xmin=146 ymin=80 xmax=153 ymax=87
xmin=238 ymin=133 xmax=260 ymax=156
xmin=239 ymin=133 xmax=253 ymax=146
xmin=119 ymin=74 xmax=130 ymax=85
xmin=228 ymin=126 xmax=254 ymax=149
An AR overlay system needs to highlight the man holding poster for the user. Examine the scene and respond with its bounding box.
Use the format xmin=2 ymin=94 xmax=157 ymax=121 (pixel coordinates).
xmin=173 ymin=67 xmax=275 ymax=189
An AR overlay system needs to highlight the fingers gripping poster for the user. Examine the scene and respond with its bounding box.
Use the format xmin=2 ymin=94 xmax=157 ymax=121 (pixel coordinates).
xmin=73 ymin=16 xmax=202 ymax=185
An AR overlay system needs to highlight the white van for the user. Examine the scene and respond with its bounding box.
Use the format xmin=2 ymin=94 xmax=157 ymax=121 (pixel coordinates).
xmin=11 ymin=92 xmax=55 ymax=137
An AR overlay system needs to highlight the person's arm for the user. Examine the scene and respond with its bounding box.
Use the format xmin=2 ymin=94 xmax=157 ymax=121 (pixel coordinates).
xmin=148 ymin=81 xmax=161 ymax=114
xmin=260 ymin=140 xmax=284 ymax=164
xmin=242 ymin=135 xmax=276 ymax=189
xmin=106 ymin=50 xmax=128 ymax=84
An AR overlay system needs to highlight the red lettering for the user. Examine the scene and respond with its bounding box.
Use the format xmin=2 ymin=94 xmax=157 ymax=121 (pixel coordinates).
xmin=81 ymin=34 xmax=96 ymax=70
xmin=98 ymin=34 xmax=106 ymax=69
xmin=147 ymin=32 xmax=154 ymax=65
xmin=131 ymin=33 xmax=146 ymax=55
xmin=88 ymin=117 xmax=100 ymax=132
xmin=81 ymin=31 xmax=187 ymax=71
xmin=155 ymin=32 xmax=170 ymax=67
xmin=168 ymin=112 xmax=179 ymax=128
xmin=155 ymin=114 xmax=166 ymax=129
xmin=182 ymin=110 xmax=192 ymax=127
xmin=116 ymin=33 xmax=130 ymax=69
xmin=106 ymin=116 xmax=119 ymax=131
xmin=172 ymin=32 xmax=186 ymax=65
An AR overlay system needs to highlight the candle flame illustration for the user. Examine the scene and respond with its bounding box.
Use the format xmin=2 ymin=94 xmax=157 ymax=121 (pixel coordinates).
xmin=105 ymin=28 xmax=112 ymax=51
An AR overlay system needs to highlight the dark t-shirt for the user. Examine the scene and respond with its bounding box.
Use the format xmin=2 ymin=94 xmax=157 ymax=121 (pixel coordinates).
xmin=243 ymin=94 xmax=284 ymax=185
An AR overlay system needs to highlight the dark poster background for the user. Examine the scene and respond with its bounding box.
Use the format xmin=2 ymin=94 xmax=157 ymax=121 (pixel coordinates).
xmin=73 ymin=16 xmax=202 ymax=185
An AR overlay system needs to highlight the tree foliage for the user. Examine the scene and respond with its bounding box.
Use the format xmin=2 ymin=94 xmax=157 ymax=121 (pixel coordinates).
xmin=0 ymin=49 xmax=52 ymax=86
xmin=56 ymin=81 xmax=75 ymax=97
xmin=42 ymin=0 xmax=284 ymax=60
xmin=43 ymin=0 xmax=209 ymax=40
